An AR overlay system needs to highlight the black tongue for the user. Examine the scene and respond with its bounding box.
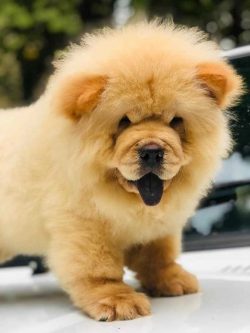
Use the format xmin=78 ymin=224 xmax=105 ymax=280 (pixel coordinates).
xmin=136 ymin=173 xmax=164 ymax=206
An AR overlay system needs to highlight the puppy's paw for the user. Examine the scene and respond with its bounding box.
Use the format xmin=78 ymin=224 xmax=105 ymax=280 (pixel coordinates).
xmin=85 ymin=289 xmax=151 ymax=321
xmin=142 ymin=263 xmax=199 ymax=297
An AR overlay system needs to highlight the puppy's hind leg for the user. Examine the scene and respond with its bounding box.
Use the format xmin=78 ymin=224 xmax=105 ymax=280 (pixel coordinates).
xmin=47 ymin=215 xmax=150 ymax=321
xmin=125 ymin=234 xmax=199 ymax=297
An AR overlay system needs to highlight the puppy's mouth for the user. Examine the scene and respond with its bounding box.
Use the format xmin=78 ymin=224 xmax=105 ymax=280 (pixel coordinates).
xmin=114 ymin=169 xmax=170 ymax=206
xmin=133 ymin=173 xmax=164 ymax=206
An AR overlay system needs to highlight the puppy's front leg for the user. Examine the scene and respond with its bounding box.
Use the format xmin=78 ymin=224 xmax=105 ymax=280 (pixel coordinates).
xmin=125 ymin=234 xmax=199 ymax=297
xmin=48 ymin=217 xmax=150 ymax=321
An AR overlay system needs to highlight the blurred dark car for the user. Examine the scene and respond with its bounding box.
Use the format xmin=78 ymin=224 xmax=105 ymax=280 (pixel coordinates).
xmin=185 ymin=45 xmax=250 ymax=251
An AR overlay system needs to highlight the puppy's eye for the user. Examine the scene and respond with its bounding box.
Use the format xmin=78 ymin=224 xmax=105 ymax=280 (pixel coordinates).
xmin=169 ymin=116 xmax=183 ymax=128
xmin=118 ymin=116 xmax=131 ymax=129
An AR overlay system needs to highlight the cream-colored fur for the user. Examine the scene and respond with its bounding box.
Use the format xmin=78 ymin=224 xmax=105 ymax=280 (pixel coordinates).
xmin=0 ymin=21 xmax=243 ymax=321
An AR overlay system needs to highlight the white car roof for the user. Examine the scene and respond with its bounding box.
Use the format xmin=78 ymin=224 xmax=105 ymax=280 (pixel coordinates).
xmin=1 ymin=247 xmax=250 ymax=333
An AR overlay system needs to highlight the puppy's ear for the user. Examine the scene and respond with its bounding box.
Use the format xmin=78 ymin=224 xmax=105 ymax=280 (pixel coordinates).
xmin=197 ymin=62 xmax=243 ymax=109
xmin=59 ymin=75 xmax=107 ymax=119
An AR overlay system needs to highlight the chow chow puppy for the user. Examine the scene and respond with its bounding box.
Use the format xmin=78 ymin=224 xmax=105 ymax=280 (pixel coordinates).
xmin=0 ymin=21 xmax=243 ymax=321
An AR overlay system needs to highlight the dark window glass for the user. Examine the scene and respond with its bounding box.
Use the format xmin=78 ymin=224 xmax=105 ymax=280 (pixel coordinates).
xmin=185 ymin=55 xmax=250 ymax=251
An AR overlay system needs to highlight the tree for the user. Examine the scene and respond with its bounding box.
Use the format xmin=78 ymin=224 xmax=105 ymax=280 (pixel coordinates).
xmin=0 ymin=0 xmax=249 ymax=106
xmin=0 ymin=0 xmax=115 ymax=106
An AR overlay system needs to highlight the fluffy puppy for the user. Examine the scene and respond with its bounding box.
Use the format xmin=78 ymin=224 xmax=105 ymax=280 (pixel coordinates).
xmin=0 ymin=22 xmax=243 ymax=321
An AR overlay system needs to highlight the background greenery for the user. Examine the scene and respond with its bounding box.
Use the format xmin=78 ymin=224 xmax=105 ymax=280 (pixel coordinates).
xmin=0 ymin=0 xmax=249 ymax=106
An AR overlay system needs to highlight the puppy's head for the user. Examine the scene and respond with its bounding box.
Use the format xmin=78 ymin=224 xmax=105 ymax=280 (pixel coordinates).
xmin=112 ymin=116 xmax=187 ymax=206
xmin=50 ymin=22 xmax=243 ymax=207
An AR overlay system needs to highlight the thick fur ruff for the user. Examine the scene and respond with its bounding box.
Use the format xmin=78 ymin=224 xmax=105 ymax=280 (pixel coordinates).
xmin=0 ymin=21 xmax=243 ymax=321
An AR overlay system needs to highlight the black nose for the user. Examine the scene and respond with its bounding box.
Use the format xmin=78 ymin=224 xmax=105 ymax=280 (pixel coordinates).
xmin=139 ymin=144 xmax=164 ymax=168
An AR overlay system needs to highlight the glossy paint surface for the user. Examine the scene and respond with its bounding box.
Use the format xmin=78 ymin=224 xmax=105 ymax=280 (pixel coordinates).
xmin=1 ymin=247 xmax=250 ymax=333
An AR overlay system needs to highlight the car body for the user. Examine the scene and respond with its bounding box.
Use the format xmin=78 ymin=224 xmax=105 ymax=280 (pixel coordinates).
xmin=1 ymin=247 xmax=250 ymax=333
xmin=185 ymin=45 xmax=250 ymax=251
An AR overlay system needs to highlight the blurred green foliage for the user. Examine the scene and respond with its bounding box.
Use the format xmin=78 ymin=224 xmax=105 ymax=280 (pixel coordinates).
xmin=0 ymin=0 xmax=249 ymax=107
xmin=0 ymin=0 xmax=82 ymax=36
xmin=0 ymin=0 xmax=115 ymax=106
xmin=0 ymin=0 xmax=83 ymax=106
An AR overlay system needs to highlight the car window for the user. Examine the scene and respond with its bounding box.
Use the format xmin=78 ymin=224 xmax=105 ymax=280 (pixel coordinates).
xmin=216 ymin=56 xmax=250 ymax=183
xmin=185 ymin=55 xmax=250 ymax=250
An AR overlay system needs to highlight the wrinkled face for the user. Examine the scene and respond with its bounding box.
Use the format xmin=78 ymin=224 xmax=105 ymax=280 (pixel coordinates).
xmin=55 ymin=59 xmax=242 ymax=207
xmin=112 ymin=115 xmax=188 ymax=206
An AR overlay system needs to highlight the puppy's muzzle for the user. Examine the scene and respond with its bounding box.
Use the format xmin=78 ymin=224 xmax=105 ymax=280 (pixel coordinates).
xmin=138 ymin=143 xmax=164 ymax=169
xmin=134 ymin=143 xmax=164 ymax=206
